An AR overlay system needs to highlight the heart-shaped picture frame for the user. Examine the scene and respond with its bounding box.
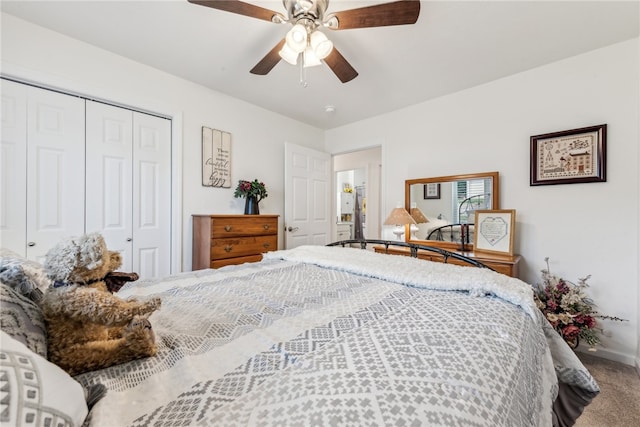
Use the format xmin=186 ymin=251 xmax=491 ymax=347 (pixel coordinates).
xmin=474 ymin=210 xmax=516 ymax=255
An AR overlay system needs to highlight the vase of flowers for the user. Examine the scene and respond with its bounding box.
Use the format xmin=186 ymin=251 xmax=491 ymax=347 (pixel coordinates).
xmin=533 ymin=257 xmax=626 ymax=350
xmin=234 ymin=179 xmax=268 ymax=215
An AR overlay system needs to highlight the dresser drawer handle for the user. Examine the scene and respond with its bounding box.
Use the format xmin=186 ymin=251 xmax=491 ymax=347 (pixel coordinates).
xmin=224 ymin=245 xmax=233 ymax=252
xmin=263 ymin=243 xmax=270 ymax=249
xmin=224 ymin=225 xmax=232 ymax=232
xmin=263 ymin=224 xmax=270 ymax=230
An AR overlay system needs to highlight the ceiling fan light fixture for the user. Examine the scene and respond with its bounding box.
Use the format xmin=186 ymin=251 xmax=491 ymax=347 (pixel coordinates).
xmin=279 ymin=43 xmax=299 ymax=65
xmin=190 ymin=0 xmax=420 ymax=83
xmin=303 ymin=46 xmax=322 ymax=68
xmin=310 ymin=30 xmax=333 ymax=59
xmin=285 ymin=23 xmax=308 ymax=53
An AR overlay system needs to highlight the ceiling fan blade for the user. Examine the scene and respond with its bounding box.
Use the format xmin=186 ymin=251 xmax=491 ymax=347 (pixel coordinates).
xmin=327 ymin=0 xmax=420 ymax=30
xmin=324 ymin=48 xmax=358 ymax=83
xmin=250 ymin=39 xmax=286 ymax=75
xmin=188 ymin=0 xmax=283 ymax=23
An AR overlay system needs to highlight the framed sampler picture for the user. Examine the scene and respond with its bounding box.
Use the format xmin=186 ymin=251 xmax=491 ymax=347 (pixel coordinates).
xmin=473 ymin=209 xmax=516 ymax=256
xmin=530 ymin=124 xmax=606 ymax=186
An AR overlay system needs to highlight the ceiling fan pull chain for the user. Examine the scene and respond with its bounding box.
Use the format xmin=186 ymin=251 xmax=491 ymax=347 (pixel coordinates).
xmin=299 ymin=56 xmax=308 ymax=88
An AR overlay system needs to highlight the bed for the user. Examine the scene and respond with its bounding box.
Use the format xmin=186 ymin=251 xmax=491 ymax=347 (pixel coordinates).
xmin=1 ymin=242 xmax=599 ymax=426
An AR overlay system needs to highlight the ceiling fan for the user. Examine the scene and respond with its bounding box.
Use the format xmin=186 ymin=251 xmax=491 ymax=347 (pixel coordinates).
xmin=188 ymin=0 xmax=421 ymax=83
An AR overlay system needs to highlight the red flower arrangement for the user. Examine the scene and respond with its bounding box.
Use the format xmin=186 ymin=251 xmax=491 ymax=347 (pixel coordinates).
xmin=533 ymin=257 xmax=625 ymax=350
xmin=233 ymin=179 xmax=268 ymax=202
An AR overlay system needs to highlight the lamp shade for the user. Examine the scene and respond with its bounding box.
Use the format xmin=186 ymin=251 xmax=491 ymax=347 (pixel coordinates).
xmin=383 ymin=207 xmax=416 ymax=226
xmin=303 ymin=46 xmax=322 ymax=67
xmin=410 ymin=207 xmax=429 ymax=224
xmin=310 ymin=30 xmax=333 ymax=59
xmin=285 ymin=24 xmax=308 ymax=53
xmin=279 ymin=43 xmax=299 ymax=65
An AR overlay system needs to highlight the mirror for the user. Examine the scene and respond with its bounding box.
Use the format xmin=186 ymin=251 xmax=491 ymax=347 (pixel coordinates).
xmin=405 ymin=172 xmax=499 ymax=251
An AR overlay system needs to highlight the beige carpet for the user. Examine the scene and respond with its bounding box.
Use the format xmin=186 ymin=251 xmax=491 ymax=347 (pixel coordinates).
xmin=575 ymin=352 xmax=640 ymax=427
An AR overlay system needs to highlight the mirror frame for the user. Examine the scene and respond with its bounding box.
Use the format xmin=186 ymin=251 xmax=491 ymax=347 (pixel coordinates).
xmin=404 ymin=171 xmax=500 ymax=251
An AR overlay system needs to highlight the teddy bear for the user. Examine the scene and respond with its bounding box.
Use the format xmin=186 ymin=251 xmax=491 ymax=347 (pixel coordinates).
xmin=42 ymin=232 xmax=161 ymax=376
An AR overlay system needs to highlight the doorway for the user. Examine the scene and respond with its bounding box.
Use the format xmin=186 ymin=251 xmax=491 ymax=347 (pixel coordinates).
xmin=332 ymin=147 xmax=381 ymax=242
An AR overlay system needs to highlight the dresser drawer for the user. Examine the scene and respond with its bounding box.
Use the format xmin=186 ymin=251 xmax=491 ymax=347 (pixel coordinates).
xmin=211 ymin=235 xmax=277 ymax=260
xmin=211 ymin=216 xmax=277 ymax=238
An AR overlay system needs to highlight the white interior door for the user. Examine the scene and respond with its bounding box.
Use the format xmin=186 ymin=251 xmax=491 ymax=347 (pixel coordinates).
xmin=26 ymin=85 xmax=85 ymax=262
xmin=1 ymin=79 xmax=28 ymax=255
xmin=284 ymin=142 xmax=331 ymax=249
xmin=86 ymin=101 xmax=134 ymax=270
xmin=132 ymin=112 xmax=171 ymax=278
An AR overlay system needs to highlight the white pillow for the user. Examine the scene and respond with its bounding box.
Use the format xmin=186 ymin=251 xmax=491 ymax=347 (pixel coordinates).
xmin=0 ymin=330 xmax=88 ymax=427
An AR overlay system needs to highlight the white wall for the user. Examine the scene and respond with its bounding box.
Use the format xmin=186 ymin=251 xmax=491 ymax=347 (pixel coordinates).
xmin=1 ymin=13 xmax=325 ymax=271
xmin=325 ymin=39 xmax=640 ymax=365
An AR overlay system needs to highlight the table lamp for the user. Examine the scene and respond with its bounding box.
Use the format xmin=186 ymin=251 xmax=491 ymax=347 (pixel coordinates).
xmin=409 ymin=203 xmax=429 ymax=239
xmin=384 ymin=205 xmax=416 ymax=240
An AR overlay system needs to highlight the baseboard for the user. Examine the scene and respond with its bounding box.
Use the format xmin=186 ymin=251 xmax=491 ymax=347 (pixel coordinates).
xmin=576 ymin=348 xmax=636 ymax=366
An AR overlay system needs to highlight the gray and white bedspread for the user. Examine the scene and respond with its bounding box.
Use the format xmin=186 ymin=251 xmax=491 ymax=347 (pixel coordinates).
xmin=75 ymin=246 xmax=598 ymax=426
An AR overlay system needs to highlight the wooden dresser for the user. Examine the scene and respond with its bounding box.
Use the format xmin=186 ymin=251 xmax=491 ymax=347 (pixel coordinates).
xmin=192 ymin=214 xmax=278 ymax=269
xmin=373 ymin=245 xmax=521 ymax=278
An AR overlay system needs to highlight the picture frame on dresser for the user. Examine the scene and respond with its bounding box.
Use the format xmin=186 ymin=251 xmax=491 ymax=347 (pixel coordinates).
xmin=530 ymin=124 xmax=606 ymax=186
xmin=473 ymin=209 xmax=516 ymax=256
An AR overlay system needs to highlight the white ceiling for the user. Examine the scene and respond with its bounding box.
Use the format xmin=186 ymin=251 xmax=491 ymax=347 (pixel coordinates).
xmin=2 ymin=1 xmax=638 ymax=129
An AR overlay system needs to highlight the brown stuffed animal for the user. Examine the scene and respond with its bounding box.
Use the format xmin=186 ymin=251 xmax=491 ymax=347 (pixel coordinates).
xmin=42 ymin=233 xmax=161 ymax=376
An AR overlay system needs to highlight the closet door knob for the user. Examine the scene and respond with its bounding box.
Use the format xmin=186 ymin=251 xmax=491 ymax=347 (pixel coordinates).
xmin=126 ymin=238 xmax=132 ymax=242
xmin=27 ymin=242 xmax=36 ymax=247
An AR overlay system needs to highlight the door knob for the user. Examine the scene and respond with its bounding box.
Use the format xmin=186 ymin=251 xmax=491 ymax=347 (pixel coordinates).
xmin=27 ymin=242 xmax=36 ymax=247
xmin=287 ymin=226 xmax=299 ymax=232
xmin=126 ymin=238 xmax=132 ymax=242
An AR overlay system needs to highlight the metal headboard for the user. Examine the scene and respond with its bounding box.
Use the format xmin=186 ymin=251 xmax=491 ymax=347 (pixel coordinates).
xmin=326 ymin=239 xmax=494 ymax=271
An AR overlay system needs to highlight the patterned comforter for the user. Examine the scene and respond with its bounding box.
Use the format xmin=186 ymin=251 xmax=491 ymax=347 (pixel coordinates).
xmin=75 ymin=246 xmax=598 ymax=426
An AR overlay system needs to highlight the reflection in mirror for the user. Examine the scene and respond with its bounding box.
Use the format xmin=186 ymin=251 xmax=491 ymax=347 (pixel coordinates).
xmin=336 ymin=168 xmax=366 ymax=241
xmin=405 ymin=172 xmax=499 ymax=250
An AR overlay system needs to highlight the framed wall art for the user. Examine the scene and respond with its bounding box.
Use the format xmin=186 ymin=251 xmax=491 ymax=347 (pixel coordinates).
xmin=202 ymin=127 xmax=231 ymax=188
xmin=423 ymin=183 xmax=440 ymax=199
xmin=473 ymin=209 xmax=516 ymax=256
xmin=530 ymin=124 xmax=606 ymax=186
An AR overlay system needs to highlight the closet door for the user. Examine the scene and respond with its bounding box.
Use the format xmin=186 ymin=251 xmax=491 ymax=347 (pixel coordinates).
xmin=132 ymin=113 xmax=171 ymax=278
xmin=26 ymin=85 xmax=85 ymax=261
xmin=85 ymin=101 xmax=134 ymax=270
xmin=86 ymin=103 xmax=171 ymax=278
xmin=1 ymin=80 xmax=28 ymax=255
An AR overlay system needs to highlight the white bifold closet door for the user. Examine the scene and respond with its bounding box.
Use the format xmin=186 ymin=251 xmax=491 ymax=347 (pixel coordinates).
xmin=1 ymin=79 xmax=85 ymax=263
xmin=85 ymin=101 xmax=171 ymax=278
xmin=1 ymin=80 xmax=171 ymax=279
